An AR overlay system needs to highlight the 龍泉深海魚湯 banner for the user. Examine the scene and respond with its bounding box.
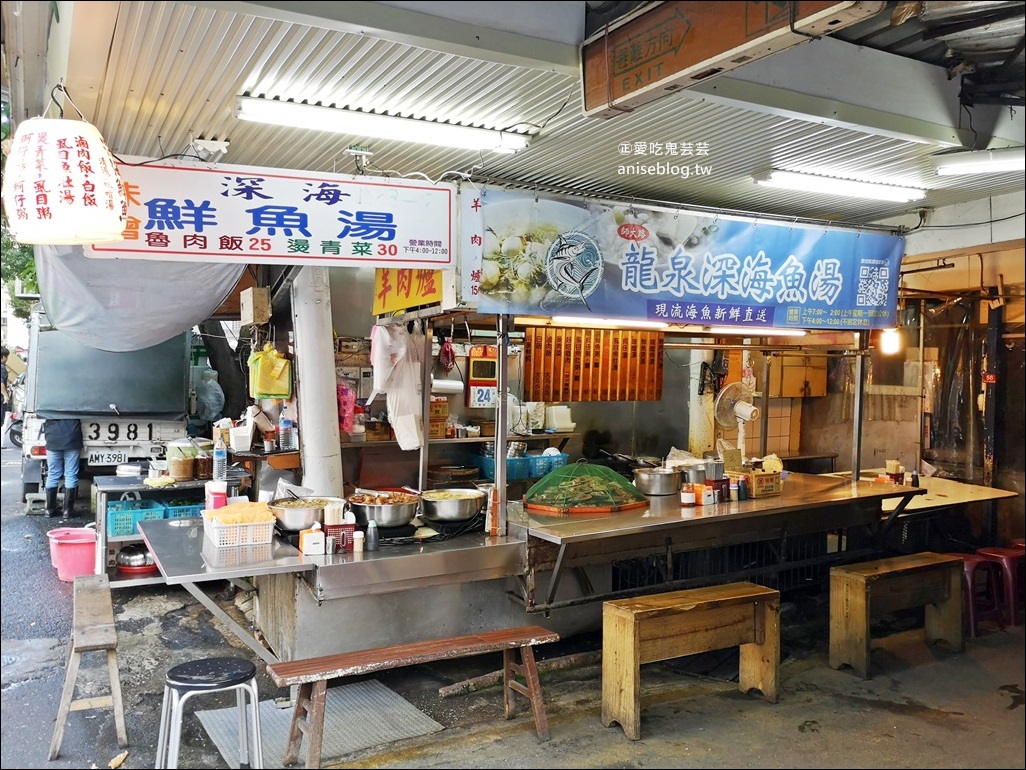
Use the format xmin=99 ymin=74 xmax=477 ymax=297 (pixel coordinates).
xmin=465 ymin=191 xmax=904 ymax=330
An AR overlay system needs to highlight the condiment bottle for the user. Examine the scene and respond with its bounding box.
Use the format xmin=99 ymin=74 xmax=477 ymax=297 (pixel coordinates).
xmin=728 ymin=482 xmax=739 ymax=502
xmin=352 ymin=530 xmax=364 ymax=554
xmin=366 ymin=520 xmax=380 ymax=551
xmin=681 ymin=483 xmax=696 ymax=507
xmin=737 ymin=478 xmax=749 ymax=501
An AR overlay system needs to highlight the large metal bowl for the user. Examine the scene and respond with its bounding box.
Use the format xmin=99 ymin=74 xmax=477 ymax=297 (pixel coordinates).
xmin=346 ymin=491 xmax=421 ymax=527
xmin=268 ymin=496 xmax=342 ymax=531
xmin=420 ymin=489 xmax=487 ymax=522
xmin=633 ymin=467 xmax=682 ymax=496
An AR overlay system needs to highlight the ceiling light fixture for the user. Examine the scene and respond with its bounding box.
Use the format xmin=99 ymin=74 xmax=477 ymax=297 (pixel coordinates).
xmin=235 ymin=96 xmax=530 ymax=153
xmin=754 ymin=169 xmax=926 ymax=203
xmin=931 ymin=145 xmax=1025 ymax=176
xmin=550 ymin=315 xmax=670 ymax=330
xmin=706 ymin=326 xmax=807 ymax=337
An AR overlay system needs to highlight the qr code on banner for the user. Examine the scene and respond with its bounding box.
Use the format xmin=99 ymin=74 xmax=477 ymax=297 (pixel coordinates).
xmin=857 ymin=265 xmax=890 ymax=307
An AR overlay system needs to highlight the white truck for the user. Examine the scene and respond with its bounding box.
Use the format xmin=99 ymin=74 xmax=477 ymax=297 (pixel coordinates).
xmin=19 ymin=309 xmax=192 ymax=503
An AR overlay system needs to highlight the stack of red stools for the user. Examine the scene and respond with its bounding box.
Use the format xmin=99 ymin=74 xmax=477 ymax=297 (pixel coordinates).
xmin=975 ymin=542 xmax=1025 ymax=628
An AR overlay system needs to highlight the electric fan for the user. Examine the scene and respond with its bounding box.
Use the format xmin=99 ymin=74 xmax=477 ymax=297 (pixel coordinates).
xmin=713 ymin=381 xmax=760 ymax=459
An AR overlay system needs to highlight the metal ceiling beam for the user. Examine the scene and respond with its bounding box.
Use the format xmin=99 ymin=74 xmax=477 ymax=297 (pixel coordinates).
xmin=183 ymin=0 xmax=582 ymax=75
xmin=687 ymin=35 xmax=1024 ymax=148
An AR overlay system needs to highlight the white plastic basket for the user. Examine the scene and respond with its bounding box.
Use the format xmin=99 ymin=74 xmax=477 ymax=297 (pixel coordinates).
xmin=201 ymin=537 xmax=274 ymax=568
xmin=202 ymin=511 xmax=275 ymax=547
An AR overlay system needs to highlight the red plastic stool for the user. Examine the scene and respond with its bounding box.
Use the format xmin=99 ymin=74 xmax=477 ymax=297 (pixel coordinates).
xmin=976 ymin=546 xmax=1025 ymax=627
xmin=952 ymin=554 xmax=1005 ymax=638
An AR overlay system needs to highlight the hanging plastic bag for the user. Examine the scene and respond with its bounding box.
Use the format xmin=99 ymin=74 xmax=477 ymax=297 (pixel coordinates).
xmin=195 ymin=369 xmax=225 ymax=422
xmin=248 ymin=343 xmax=293 ymax=399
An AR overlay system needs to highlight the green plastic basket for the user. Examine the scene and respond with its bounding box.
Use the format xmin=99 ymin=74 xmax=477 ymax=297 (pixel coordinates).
xmin=106 ymin=499 xmax=166 ymax=537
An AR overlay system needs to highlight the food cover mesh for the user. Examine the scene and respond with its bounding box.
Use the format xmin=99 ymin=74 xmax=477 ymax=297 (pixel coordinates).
xmin=524 ymin=462 xmax=648 ymax=516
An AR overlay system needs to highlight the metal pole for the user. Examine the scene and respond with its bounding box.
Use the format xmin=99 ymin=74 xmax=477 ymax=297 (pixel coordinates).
xmin=916 ymin=300 xmax=926 ymax=477
xmin=420 ymin=322 xmax=433 ymax=491
xmin=850 ymin=333 xmax=868 ymax=479
xmin=495 ymin=315 xmax=509 ymax=533
xmin=760 ymin=354 xmax=770 ymax=458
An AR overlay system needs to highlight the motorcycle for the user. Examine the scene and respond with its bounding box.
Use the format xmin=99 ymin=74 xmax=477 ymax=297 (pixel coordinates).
xmin=6 ymin=373 xmax=24 ymax=448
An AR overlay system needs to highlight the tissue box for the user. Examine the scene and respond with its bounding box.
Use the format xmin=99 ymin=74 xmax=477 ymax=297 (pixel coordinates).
xmin=726 ymin=470 xmax=782 ymax=498
xmin=299 ymin=526 xmax=325 ymax=555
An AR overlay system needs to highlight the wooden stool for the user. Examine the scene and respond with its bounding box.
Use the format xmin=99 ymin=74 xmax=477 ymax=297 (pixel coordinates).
xmin=49 ymin=574 xmax=128 ymax=759
xmin=829 ymin=552 xmax=963 ymax=679
xmin=601 ymin=582 xmax=780 ymax=741
xmin=975 ymin=546 xmax=1025 ymax=627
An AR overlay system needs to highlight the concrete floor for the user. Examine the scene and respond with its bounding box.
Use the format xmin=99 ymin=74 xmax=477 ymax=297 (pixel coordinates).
xmin=2 ymin=445 xmax=1023 ymax=769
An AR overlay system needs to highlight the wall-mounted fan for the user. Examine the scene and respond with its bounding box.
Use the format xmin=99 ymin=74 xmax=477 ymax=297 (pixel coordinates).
xmin=713 ymin=381 xmax=760 ymax=458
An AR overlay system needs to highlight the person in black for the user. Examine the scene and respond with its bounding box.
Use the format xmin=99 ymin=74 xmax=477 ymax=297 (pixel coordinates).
xmin=44 ymin=418 xmax=84 ymax=519
xmin=0 ymin=347 xmax=9 ymax=431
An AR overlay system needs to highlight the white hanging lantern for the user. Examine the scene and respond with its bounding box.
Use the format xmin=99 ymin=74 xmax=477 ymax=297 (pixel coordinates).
xmin=1 ymin=116 xmax=128 ymax=245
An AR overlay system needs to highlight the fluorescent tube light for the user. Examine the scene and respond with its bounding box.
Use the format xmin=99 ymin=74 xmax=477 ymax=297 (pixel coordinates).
xmin=524 ymin=315 xmax=670 ymax=330
xmin=932 ymin=146 xmax=1025 ymax=176
xmin=235 ymin=96 xmax=530 ymax=153
xmin=707 ymin=326 xmax=807 ymax=337
xmin=754 ymin=169 xmax=925 ymax=203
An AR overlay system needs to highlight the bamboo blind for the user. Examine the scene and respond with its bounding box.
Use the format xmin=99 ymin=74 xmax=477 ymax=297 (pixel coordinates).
xmin=522 ymin=327 xmax=664 ymax=402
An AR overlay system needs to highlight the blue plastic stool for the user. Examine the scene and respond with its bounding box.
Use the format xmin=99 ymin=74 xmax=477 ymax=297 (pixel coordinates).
xmin=155 ymin=657 xmax=263 ymax=769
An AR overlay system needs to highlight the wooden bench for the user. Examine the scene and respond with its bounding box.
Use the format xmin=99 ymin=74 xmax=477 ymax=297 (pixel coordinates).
xmin=601 ymin=582 xmax=780 ymax=741
xmin=48 ymin=574 xmax=128 ymax=759
xmin=266 ymin=625 xmax=560 ymax=769
xmin=829 ymin=551 xmax=963 ymax=679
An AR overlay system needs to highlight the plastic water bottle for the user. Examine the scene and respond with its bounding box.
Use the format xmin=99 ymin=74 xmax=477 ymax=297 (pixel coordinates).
xmin=212 ymin=435 xmax=228 ymax=481
xmin=366 ymin=519 xmax=380 ymax=551
xmin=278 ymin=405 xmax=295 ymax=451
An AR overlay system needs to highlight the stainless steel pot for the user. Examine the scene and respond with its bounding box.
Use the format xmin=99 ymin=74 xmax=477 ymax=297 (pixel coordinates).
xmin=115 ymin=543 xmax=155 ymax=567
xmin=633 ymin=467 xmax=682 ymax=496
xmin=420 ymin=489 xmax=487 ymax=522
xmin=681 ymin=465 xmax=706 ymax=485
xmin=268 ymin=496 xmax=341 ymax=531
xmin=346 ymin=494 xmax=420 ymax=527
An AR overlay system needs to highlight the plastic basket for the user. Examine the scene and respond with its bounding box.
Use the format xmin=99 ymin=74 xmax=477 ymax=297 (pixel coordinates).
xmin=161 ymin=502 xmax=205 ymax=520
xmin=324 ymin=523 xmax=357 ymax=553
xmin=548 ymin=452 xmax=570 ymax=469
xmin=481 ymin=456 xmax=496 ymax=481
xmin=527 ymin=454 xmax=551 ymax=477
xmin=106 ymin=499 xmax=166 ymax=537
xmin=201 ymin=537 xmax=273 ymax=568
xmin=202 ymin=511 xmax=275 ymax=547
xmin=507 ymin=457 xmax=530 ymax=480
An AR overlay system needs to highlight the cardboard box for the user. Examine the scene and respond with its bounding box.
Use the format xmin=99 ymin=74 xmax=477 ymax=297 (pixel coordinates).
xmin=428 ymin=418 xmax=447 ymax=440
xmin=364 ymin=420 xmax=391 ymax=442
xmin=240 ymin=286 xmax=270 ymax=326
xmin=429 ymin=397 xmax=449 ymax=419
xmin=726 ymin=469 xmax=782 ymax=498
xmin=469 ymin=418 xmax=496 ymax=437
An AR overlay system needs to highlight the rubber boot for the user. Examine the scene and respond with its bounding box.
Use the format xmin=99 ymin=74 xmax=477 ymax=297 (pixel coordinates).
xmin=62 ymin=487 xmax=79 ymax=520
xmin=44 ymin=487 xmax=60 ymax=518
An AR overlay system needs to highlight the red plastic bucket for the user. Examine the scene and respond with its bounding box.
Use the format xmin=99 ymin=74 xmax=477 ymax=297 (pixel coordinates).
xmin=47 ymin=524 xmax=97 ymax=567
xmin=54 ymin=530 xmax=97 ymax=582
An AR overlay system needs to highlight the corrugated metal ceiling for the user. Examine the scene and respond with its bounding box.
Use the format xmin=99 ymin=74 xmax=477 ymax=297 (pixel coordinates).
xmin=3 ymin=1 xmax=1025 ymax=228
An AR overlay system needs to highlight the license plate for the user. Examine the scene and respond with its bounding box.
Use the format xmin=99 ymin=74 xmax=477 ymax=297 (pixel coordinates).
xmin=88 ymin=450 xmax=130 ymax=465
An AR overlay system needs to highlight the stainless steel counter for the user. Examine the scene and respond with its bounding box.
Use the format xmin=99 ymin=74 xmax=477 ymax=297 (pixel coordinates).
xmin=504 ymin=472 xmax=925 ymax=612
xmin=303 ymin=532 xmax=526 ymax=601
xmin=138 ymin=517 xmax=315 ymax=584
xmin=139 ymin=517 xmax=315 ymax=664
xmin=508 ymin=472 xmax=922 ymax=545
